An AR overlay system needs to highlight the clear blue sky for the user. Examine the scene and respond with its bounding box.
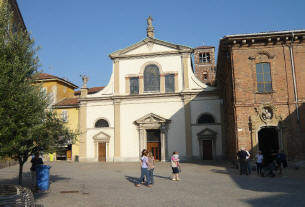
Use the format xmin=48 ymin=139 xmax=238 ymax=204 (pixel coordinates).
xmin=17 ymin=0 xmax=305 ymax=88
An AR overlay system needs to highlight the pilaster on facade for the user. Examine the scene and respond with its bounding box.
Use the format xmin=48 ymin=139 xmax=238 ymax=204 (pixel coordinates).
xmin=114 ymin=59 xmax=120 ymax=95
xmin=183 ymin=94 xmax=193 ymax=158
xmin=182 ymin=53 xmax=190 ymax=90
xmin=113 ymin=97 xmax=121 ymax=161
xmin=78 ymin=101 xmax=87 ymax=161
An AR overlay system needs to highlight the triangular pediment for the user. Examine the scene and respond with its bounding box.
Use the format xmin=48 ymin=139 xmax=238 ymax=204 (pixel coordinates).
xmin=93 ymin=131 xmax=110 ymax=142
xmin=125 ymin=42 xmax=177 ymax=55
xmin=134 ymin=113 xmax=170 ymax=125
xmin=109 ymin=37 xmax=192 ymax=59
xmin=197 ymin=128 xmax=217 ymax=137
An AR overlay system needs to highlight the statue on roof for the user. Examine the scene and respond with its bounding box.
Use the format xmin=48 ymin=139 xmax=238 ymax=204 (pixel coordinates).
xmin=81 ymin=75 xmax=88 ymax=88
xmin=147 ymin=16 xmax=153 ymax=28
xmin=146 ymin=16 xmax=154 ymax=38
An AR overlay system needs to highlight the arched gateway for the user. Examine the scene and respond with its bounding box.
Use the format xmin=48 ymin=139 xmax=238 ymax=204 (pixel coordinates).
xmin=258 ymin=127 xmax=279 ymax=156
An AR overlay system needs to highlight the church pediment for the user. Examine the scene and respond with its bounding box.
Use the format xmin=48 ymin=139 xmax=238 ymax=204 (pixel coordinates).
xmin=125 ymin=42 xmax=177 ymax=55
xmin=197 ymin=128 xmax=217 ymax=137
xmin=109 ymin=38 xmax=192 ymax=59
xmin=93 ymin=131 xmax=110 ymax=142
xmin=134 ymin=113 xmax=170 ymax=125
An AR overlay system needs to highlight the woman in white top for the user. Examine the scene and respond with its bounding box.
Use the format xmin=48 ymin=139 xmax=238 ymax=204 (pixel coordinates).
xmin=136 ymin=149 xmax=151 ymax=187
xmin=255 ymin=151 xmax=264 ymax=175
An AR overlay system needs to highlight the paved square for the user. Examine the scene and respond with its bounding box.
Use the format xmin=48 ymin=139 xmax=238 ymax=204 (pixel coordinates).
xmin=1 ymin=161 xmax=305 ymax=207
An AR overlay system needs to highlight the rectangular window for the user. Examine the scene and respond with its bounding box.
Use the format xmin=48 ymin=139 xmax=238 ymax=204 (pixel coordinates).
xmin=199 ymin=53 xmax=211 ymax=63
xmin=130 ymin=77 xmax=139 ymax=94
xmin=165 ymin=74 xmax=175 ymax=93
xmin=203 ymin=72 xmax=208 ymax=80
xmin=256 ymin=63 xmax=272 ymax=93
xmin=61 ymin=110 xmax=68 ymax=122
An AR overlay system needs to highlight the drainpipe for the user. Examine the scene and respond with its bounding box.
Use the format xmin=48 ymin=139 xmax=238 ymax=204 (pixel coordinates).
xmin=289 ymin=32 xmax=299 ymax=121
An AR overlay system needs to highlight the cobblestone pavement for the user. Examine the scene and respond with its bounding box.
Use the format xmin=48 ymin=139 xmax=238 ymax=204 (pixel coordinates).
xmin=1 ymin=161 xmax=305 ymax=207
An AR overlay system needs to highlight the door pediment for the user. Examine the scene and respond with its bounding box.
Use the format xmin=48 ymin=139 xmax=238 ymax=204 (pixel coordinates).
xmin=197 ymin=128 xmax=217 ymax=139
xmin=93 ymin=131 xmax=110 ymax=143
xmin=134 ymin=113 xmax=170 ymax=125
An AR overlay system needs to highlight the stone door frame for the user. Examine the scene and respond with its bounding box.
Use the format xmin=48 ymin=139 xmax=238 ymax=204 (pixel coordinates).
xmin=197 ymin=128 xmax=217 ymax=160
xmin=249 ymin=104 xmax=284 ymax=155
xmin=134 ymin=113 xmax=171 ymax=162
xmin=93 ymin=131 xmax=110 ymax=162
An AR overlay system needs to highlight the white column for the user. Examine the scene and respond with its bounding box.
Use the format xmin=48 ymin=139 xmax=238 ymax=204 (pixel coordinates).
xmin=143 ymin=129 xmax=147 ymax=150
xmin=139 ymin=127 xmax=145 ymax=157
xmin=161 ymin=131 xmax=166 ymax=161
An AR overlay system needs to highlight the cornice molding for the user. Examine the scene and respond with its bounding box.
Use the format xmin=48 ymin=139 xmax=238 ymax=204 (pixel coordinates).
xmin=79 ymin=90 xmax=219 ymax=102
xmin=110 ymin=50 xmax=192 ymax=60
xmin=222 ymin=31 xmax=305 ymax=48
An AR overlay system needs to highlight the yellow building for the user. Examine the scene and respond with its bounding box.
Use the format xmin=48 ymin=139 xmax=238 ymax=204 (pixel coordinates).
xmin=53 ymin=97 xmax=80 ymax=161
xmin=35 ymin=73 xmax=105 ymax=161
xmin=35 ymin=73 xmax=80 ymax=161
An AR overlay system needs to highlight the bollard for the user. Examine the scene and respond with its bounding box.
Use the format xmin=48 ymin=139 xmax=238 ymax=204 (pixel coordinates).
xmin=75 ymin=155 xmax=79 ymax=162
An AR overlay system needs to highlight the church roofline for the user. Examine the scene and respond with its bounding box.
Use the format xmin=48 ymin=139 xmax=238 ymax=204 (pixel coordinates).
xmin=223 ymin=29 xmax=305 ymax=39
xmin=217 ymin=29 xmax=305 ymax=55
xmin=109 ymin=37 xmax=193 ymax=59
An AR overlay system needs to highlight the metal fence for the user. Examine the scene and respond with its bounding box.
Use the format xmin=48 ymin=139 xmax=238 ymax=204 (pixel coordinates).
xmin=0 ymin=185 xmax=35 ymax=207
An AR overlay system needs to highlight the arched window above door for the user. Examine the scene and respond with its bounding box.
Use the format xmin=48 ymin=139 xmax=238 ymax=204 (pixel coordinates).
xmin=198 ymin=114 xmax=215 ymax=124
xmin=95 ymin=119 xmax=109 ymax=128
xmin=144 ymin=64 xmax=160 ymax=92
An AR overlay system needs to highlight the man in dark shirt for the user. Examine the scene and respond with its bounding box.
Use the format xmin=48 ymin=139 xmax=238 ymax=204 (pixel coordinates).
xmin=30 ymin=152 xmax=43 ymax=188
xmin=237 ymin=147 xmax=248 ymax=175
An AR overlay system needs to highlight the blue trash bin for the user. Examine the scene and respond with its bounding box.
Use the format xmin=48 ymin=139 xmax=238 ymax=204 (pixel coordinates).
xmin=36 ymin=165 xmax=51 ymax=191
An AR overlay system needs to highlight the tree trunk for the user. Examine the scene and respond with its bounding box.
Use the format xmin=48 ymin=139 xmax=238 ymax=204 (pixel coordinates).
xmin=18 ymin=161 xmax=23 ymax=185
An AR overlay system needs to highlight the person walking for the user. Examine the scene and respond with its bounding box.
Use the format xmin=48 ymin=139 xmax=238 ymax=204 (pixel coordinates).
xmin=147 ymin=151 xmax=155 ymax=185
xmin=30 ymin=152 xmax=43 ymax=189
xmin=276 ymin=150 xmax=287 ymax=175
xmin=171 ymin=152 xmax=180 ymax=181
xmin=237 ymin=147 xmax=248 ymax=175
xmin=245 ymin=149 xmax=251 ymax=175
xmin=255 ymin=151 xmax=263 ymax=175
xmin=136 ymin=150 xmax=151 ymax=187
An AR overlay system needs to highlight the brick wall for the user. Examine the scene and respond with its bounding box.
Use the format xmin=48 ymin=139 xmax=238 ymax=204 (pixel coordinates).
xmin=217 ymin=31 xmax=305 ymax=160
xmin=193 ymin=47 xmax=216 ymax=86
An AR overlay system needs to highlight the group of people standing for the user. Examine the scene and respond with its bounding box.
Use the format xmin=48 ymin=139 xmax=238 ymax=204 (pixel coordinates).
xmin=135 ymin=150 xmax=155 ymax=187
xmin=136 ymin=150 xmax=180 ymax=187
xmin=237 ymin=147 xmax=287 ymax=177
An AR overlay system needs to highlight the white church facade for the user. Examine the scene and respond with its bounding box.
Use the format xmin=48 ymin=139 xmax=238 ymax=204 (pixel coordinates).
xmin=78 ymin=17 xmax=223 ymax=162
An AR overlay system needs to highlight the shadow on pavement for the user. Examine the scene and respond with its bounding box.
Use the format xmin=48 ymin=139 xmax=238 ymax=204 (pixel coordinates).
xmin=153 ymin=174 xmax=170 ymax=180
xmin=34 ymin=174 xmax=71 ymax=200
xmin=198 ymin=160 xmax=305 ymax=206
xmin=0 ymin=171 xmax=71 ymax=202
xmin=125 ymin=176 xmax=138 ymax=185
xmin=210 ymin=169 xmax=231 ymax=175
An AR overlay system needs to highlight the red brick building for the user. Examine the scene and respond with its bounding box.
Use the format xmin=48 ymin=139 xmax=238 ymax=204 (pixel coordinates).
xmin=193 ymin=46 xmax=216 ymax=85
xmin=217 ymin=30 xmax=305 ymax=160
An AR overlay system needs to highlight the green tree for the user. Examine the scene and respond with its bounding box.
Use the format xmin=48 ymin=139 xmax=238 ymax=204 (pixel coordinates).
xmin=0 ymin=1 xmax=77 ymax=185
